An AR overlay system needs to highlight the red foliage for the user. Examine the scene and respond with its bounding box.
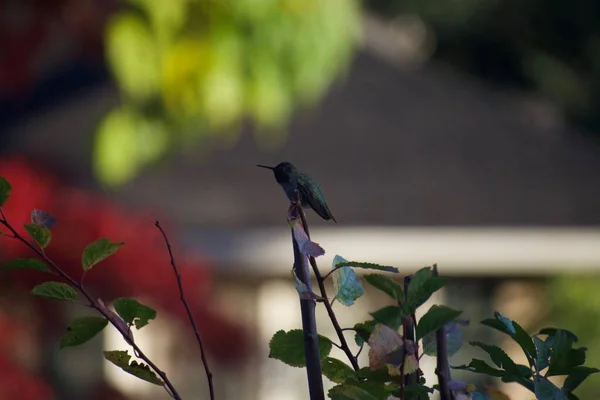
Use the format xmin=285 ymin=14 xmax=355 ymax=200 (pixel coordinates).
xmin=0 ymin=157 xmax=248 ymax=398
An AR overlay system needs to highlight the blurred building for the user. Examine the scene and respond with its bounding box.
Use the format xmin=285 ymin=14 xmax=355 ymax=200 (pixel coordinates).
xmin=2 ymin=6 xmax=600 ymax=400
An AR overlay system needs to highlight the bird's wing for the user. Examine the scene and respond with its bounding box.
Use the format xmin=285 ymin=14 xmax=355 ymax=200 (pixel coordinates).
xmin=298 ymin=174 xmax=336 ymax=222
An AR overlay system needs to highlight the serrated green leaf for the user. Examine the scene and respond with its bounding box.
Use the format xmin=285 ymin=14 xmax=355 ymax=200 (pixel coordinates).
xmin=24 ymin=223 xmax=52 ymax=249
xmin=60 ymin=317 xmax=108 ymax=348
xmin=363 ymin=274 xmax=403 ymax=302
xmin=534 ymin=335 xmax=551 ymax=372
xmin=563 ymin=366 xmax=600 ymax=393
xmin=547 ymin=330 xmax=586 ymax=376
xmin=332 ymin=255 xmax=364 ymax=306
xmin=470 ymin=341 xmax=521 ymax=375
xmin=31 ymin=281 xmax=78 ymax=301
xmin=334 ymin=261 xmax=399 ymax=274
xmin=0 ymin=177 xmax=11 ymax=206
xmin=539 ymin=328 xmax=578 ymax=342
xmin=370 ymin=305 xmax=404 ymax=331
xmin=328 ymin=383 xmax=380 ymax=400
xmin=452 ymin=359 xmax=506 ymax=378
xmin=113 ymin=298 xmax=156 ymax=329
xmin=535 ymin=375 xmax=566 ymax=400
xmin=416 ymin=305 xmax=462 ymax=340
xmin=0 ymin=258 xmax=50 ymax=273
xmin=354 ymin=320 xmax=377 ymax=346
xmin=104 ymin=350 xmax=164 ymax=385
xmin=322 ymin=357 xmax=355 ymax=383
xmin=268 ymin=329 xmax=332 ymax=367
xmin=482 ymin=312 xmax=537 ymax=365
xmin=82 ymin=238 xmax=124 ymax=271
xmin=512 ymin=320 xmax=537 ymax=361
xmin=406 ymin=267 xmax=445 ymax=311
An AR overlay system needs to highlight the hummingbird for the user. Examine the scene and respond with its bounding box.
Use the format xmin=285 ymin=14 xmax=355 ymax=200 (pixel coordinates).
xmin=257 ymin=162 xmax=337 ymax=222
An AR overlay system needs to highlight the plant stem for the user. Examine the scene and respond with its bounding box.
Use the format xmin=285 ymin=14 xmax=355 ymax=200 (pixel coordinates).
xmin=0 ymin=214 xmax=182 ymax=400
xmin=432 ymin=267 xmax=453 ymax=400
xmin=402 ymin=276 xmax=418 ymax=395
xmin=156 ymin=221 xmax=215 ymax=400
xmin=297 ymin=207 xmax=360 ymax=372
xmin=291 ymin=222 xmax=325 ymax=400
xmin=435 ymin=327 xmax=453 ymax=400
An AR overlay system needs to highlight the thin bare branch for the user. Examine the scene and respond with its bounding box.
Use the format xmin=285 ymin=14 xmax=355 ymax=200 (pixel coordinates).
xmin=155 ymin=221 xmax=215 ymax=400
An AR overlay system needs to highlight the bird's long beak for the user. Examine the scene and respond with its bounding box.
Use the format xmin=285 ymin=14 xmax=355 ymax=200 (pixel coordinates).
xmin=256 ymin=164 xmax=274 ymax=170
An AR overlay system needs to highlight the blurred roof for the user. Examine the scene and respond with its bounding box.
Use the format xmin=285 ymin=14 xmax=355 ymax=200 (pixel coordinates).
xmin=8 ymin=51 xmax=600 ymax=228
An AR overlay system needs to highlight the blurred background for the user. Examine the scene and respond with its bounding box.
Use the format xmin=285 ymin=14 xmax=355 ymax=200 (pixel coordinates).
xmin=1 ymin=0 xmax=600 ymax=399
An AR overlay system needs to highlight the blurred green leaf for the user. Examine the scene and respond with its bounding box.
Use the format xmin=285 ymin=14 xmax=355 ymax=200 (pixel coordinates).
xmin=104 ymin=350 xmax=164 ymax=386
xmin=452 ymin=359 xmax=507 ymax=378
xmin=106 ymin=13 xmax=160 ymax=102
xmin=547 ymin=330 xmax=586 ymax=376
xmin=563 ymin=366 xmax=600 ymax=394
xmin=328 ymin=383 xmax=379 ymax=400
xmin=370 ymin=306 xmax=404 ymax=331
xmin=31 ymin=282 xmax=77 ymax=301
xmin=114 ymin=298 xmax=157 ymax=329
xmin=406 ymin=267 xmax=445 ymax=311
xmin=534 ymin=336 xmax=551 ymax=372
xmin=363 ymin=274 xmax=403 ymax=302
xmin=82 ymin=238 xmax=124 ymax=271
xmin=534 ymin=375 xmax=566 ymax=400
xmin=321 ymin=357 xmax=355 ymax=384
xmin=24 ymin=223 xmax=51 ymax=249
xmin=0 ymin=176 xmax=11 ymax=206
xmin=332 ymin=255 xmax=364 ymax=306
xmin=334 ymin=261 xmax=399 ymax=274
xmin=1 ymin=258 xmax=50 ymax=273
xmin=60 ymin=317 xmax=108 ymax=348
xmin=268 ymin=329 xmax=332 ymax=367
xmin=416 ymin=305 xmax=462 ymax=341
xmin=470 ymin=341 xmax=521 ymax=375
xmin=354 ymin=320 xmax=377 ymax=346
xmin=422 ymin=319 xmax=467 ymax=357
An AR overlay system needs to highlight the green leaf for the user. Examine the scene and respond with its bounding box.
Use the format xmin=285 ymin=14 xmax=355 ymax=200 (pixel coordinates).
xmin=482 ymin=312 xmax=537 ymax=364
xmin=416 ymin=305 xmax=462 ymax=340
xmin=60 ymin=317 xmax=108 ymax=348
xmin=534 ymin=336 xmax=551 ymax=372
xmin=31 ymin=281 xmax=78 ymax=301
xmin=82 ymin=238 xmax=124 ymax=271
xmin=470 ymin=341 xmax=520 ymax=375
xmin=24 ymin=223 xmax=52 ymax=249
xmin=422 ymin=320 xmax=465 ymax=357
xmin=268 ymin=329 xmax=332 ymax=367
xmin=0 ymin=176 xmax=11 ymax=206
xmin=563 ymin=366 xmax=600 ymax=393
xmin=547 ymin=330 xmax=586 ymax=376
xmin=332 ymin=255 xmax=364 ymax=306
xmin=113 ymin=298 xmax=157 ymax=329
xmin=322 ymin=357 xmax=355 ymax=384
xmin=363 ymin=274 xmax=403 ymax=302
xmin=370 ymin=306 xmax=404 ymax=331
xmin=539 ymin=328 xmax=578 ymax=343
xmin=328 ymin=383 xmax=380 ymax=400
xmin=535 ymin=375 xmax=566 ymax=400
xmin=0 ymin=258 xmax=50 ymax=273
xmin=352 ymin=367 xmax=393 ymax=383
xmin=406 ymin=267 xmax=445 ymax=311
xmin=354 ymin=320 xmax=377 ymax=346
xmin=334 ymin=261 xmax=399 ymax=274
xmin=452 ymin=359 xmax=507 ymax=378
xmin=512 ymin=319 xmax=537 ymax=361
xmin=104 ymin=350 xmax=164 ymax=386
